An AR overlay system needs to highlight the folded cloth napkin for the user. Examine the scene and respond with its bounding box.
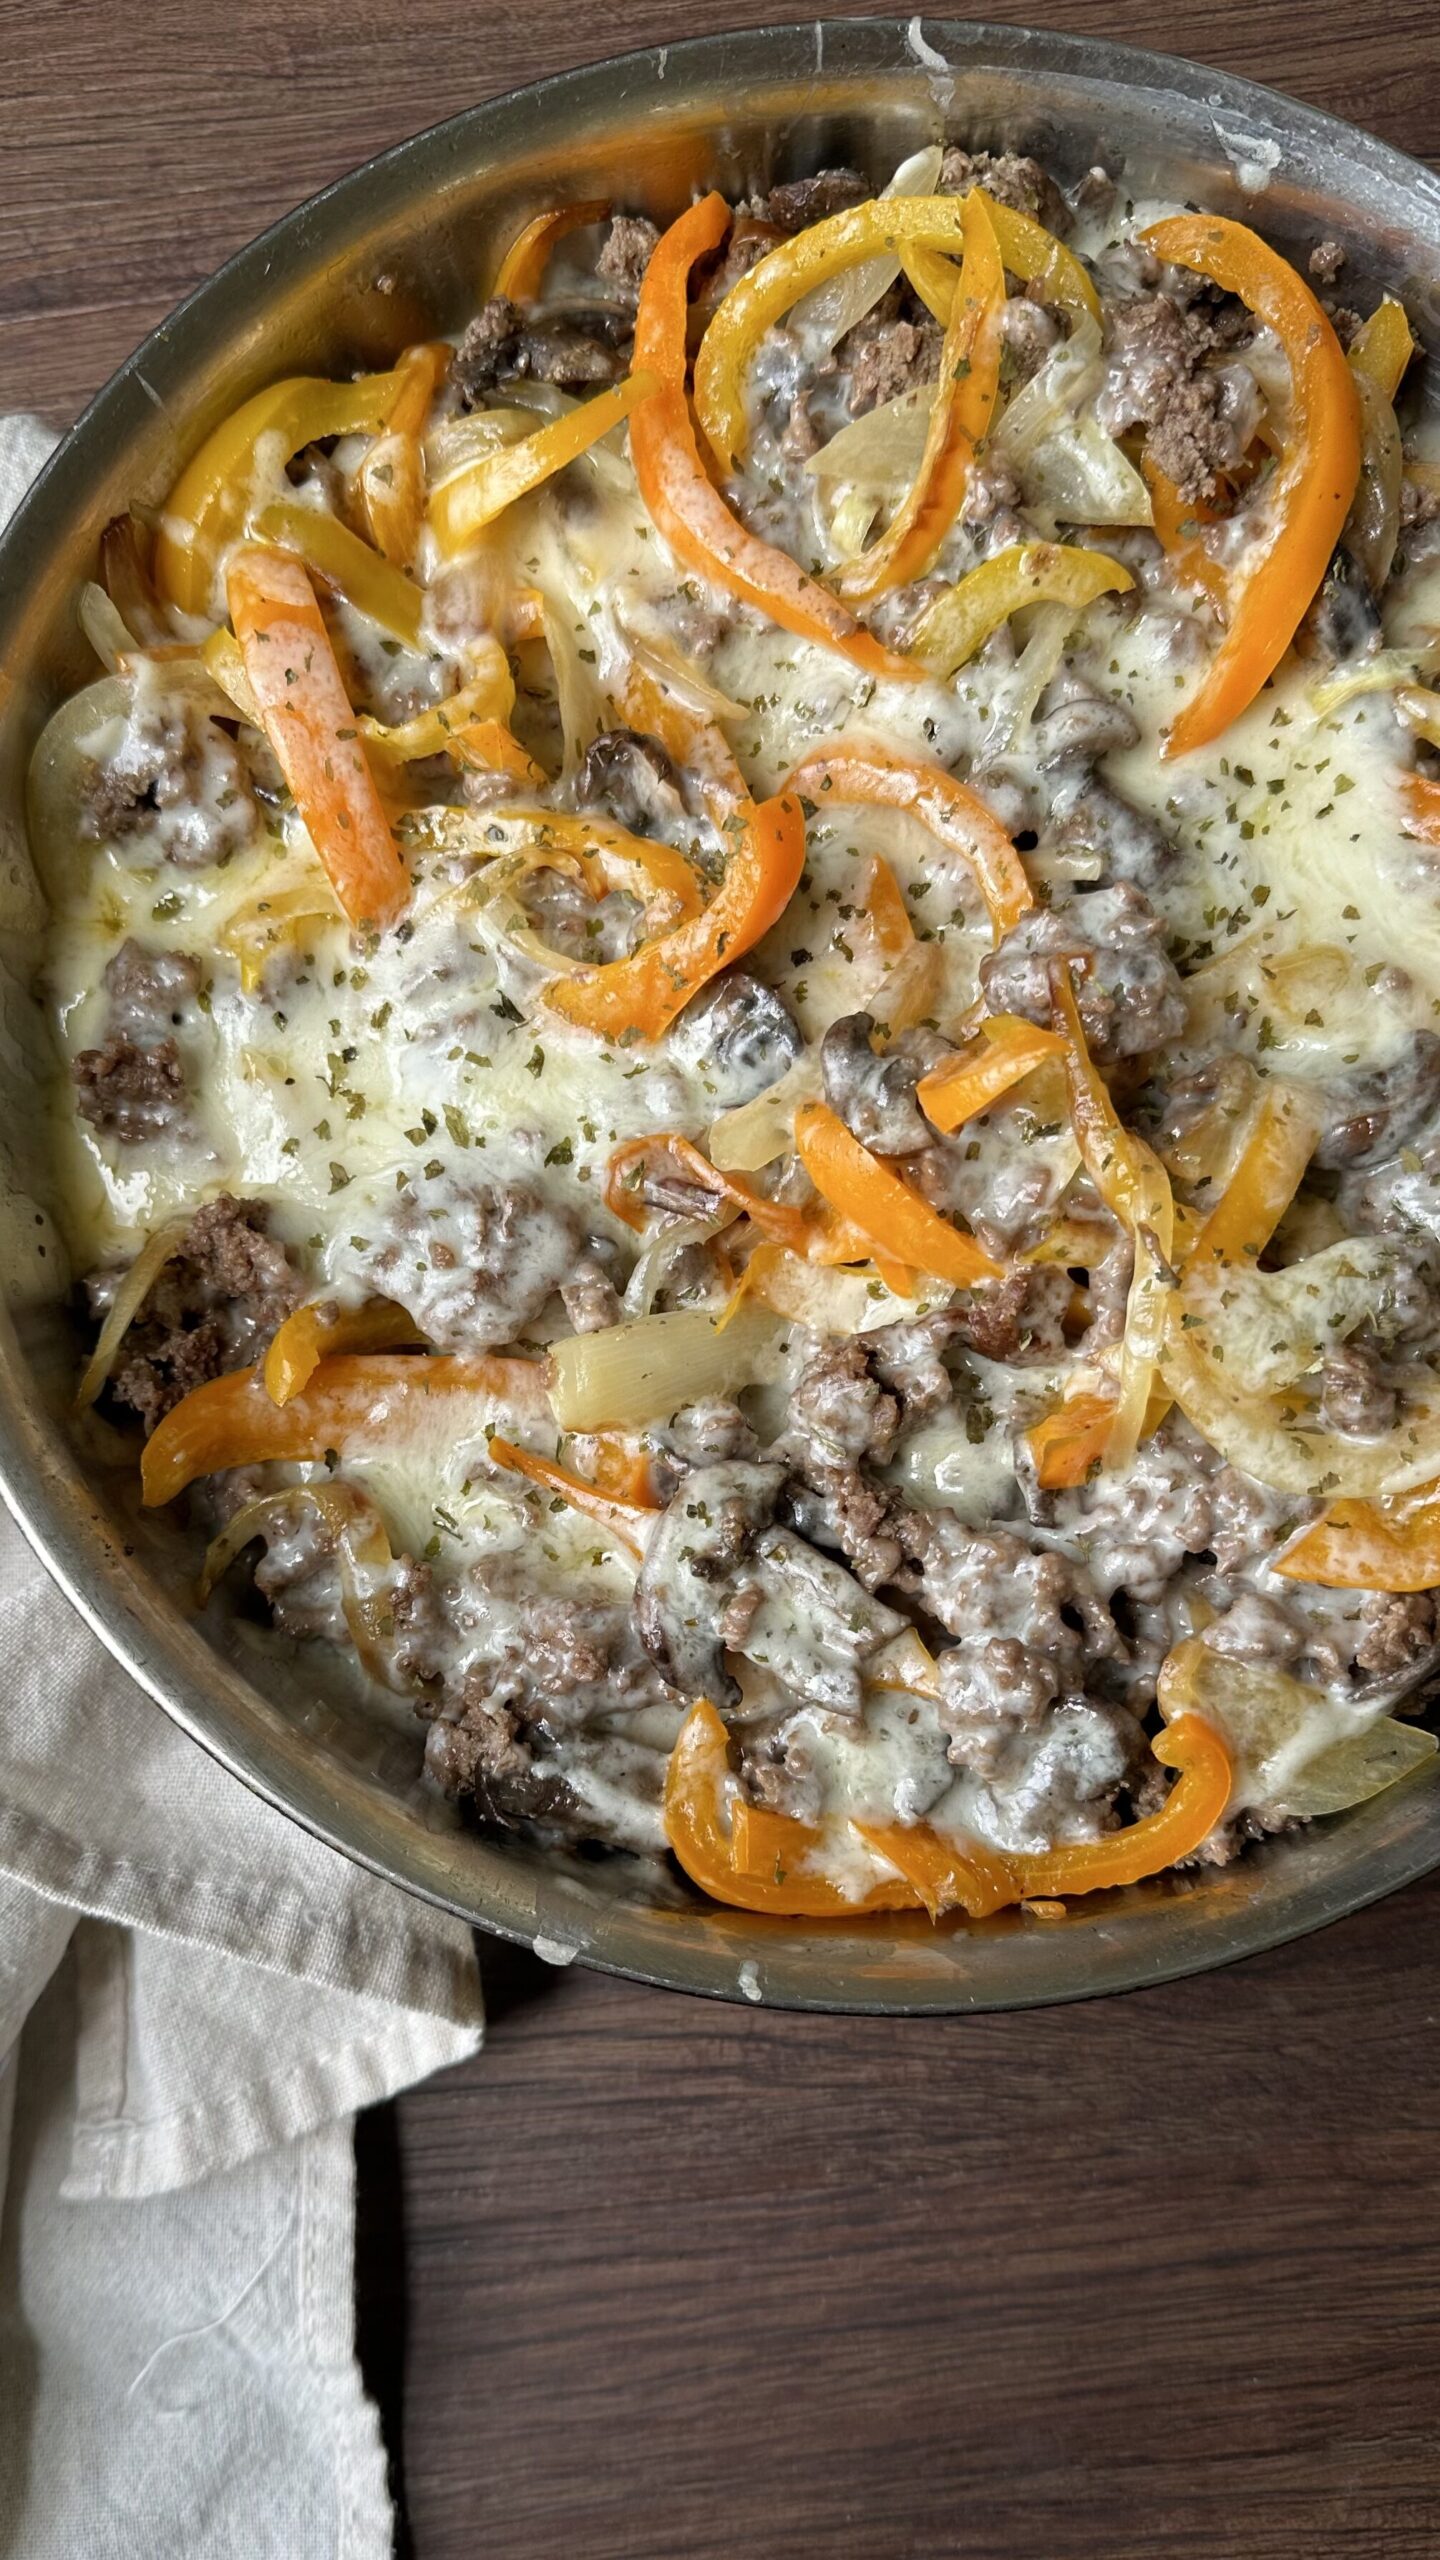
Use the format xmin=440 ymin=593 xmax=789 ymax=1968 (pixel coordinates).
xmin=0 ymin=417 xmax=485 ymax=2558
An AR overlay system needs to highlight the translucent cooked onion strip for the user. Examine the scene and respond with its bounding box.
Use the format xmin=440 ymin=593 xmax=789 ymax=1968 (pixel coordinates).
xmin=1160 ymin=1317 xmax=1440 ymax=1500
xmin=1051 ymin=960 xmax=1175 ymax=1471
xmin=1157 ymin=1635 xmax=1436 ymax=1820
xmin=76 ymin=1216 xmax=193 ymax=1410
xmin=547 ymin=1304 xmax=784 ymax=1432
xmin=199 ymin=1482 xmax=414 ymax=1691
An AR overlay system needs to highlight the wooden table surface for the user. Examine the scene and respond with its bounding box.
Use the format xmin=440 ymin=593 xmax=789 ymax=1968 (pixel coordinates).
xmin=7 ymin=2 xmax=1439 ymax=2551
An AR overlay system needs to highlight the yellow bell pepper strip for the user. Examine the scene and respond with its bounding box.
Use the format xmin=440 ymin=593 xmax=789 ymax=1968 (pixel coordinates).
xmin=911 ymin=540 xmax=1135 ymax=679
xmin=1275 ymin=1483 xmax=1440 ymax=1593
xmin=856 ymin=1711 xmax=1231 ymax=1913
xmin=697 ymin=193 xmax=980 ymax=474
xmin=1348 ymin=297 xmax=1415 ymax=405
xmin=833 ymin=189 xmax=1006 ymax=604
xmin=478 ymin=810 xmax=701 ymax=920
xmin=358 ymin=644 xmax=515 ymax=766
xmin=429 ymin=368 xmax=658 ymax=556
xmin=452 ymin=720 xmax=548 ymax=789
xmin=1344 ymin=299 xmax=1413 ymax=595
xmin=1183 ymin=1080 xmax=1322 ymax=1272
xmin=356 ymin=340 xmax=450 ymax=568
xmin=917 ymin=1014 xmax=1067 ymax=1134
xmin=250 ymin=498 xmax=427 ymax=646
xmin=263 ymin=1299 xmax=425 ymax=1406
xmin=784 ymin=742 xmax=1033 ymax=939
xmin=794 ymin=1101 xmax=1001 ymax=1290
xmin=1052 ymin=959 xmax=1175 ymax=1470
xmin=226 ymin=544 xmax=410 ymax=931
xmin=664 ymin=1701 xmax=919 ymax=1917
xmin=629 ymin=195 xmax=916 ymax=686
xmin=155 ymin=368 xmax=402 ymax=616
xmin=141 ymin=1351 xmax=552 ymax=1507
xmin=487 ymin=1435 xmax=657 ymax=1558
xmin=1024 ymin=1387 xmax=1117 ymax=1491
xmin=1139 ymin=215 xmax=1361 ymax=759
xmin=900 ymin=191 xmax=1102 ymax=334
xmin=492 ymin=200 xmax=612 ymax=302
xmin=604 ymin=1133 xmax=813 ymax=1254
xmin=544 ymin=789 xmax=805 ymax=1041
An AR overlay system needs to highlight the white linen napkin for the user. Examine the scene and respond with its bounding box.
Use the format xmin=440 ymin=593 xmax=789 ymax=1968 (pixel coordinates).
xmin=0 ymin=418 xmax=485 ymax=2558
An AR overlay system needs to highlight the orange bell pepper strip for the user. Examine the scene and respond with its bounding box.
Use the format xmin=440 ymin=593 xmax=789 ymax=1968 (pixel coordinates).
xmin=544 ymin=789 xmax=805 ymax=1041
xmin=1403 ymin=775 xmax=1440 ymax=847
xmin=784 ymin=742 xmax=1032 ymax=939
xmin=226 ymin=544 xmax=410 ymax=931
xmin=628 ymin=195 xmax=916 ymax=686
xmin=863 ymin=855 xmax=914 ymax=960
xmin=794 ymin=1101 xmax=1001 ymax=1290
xmin=604 ymin=1133 xmax=813 ymax=1253
xmin=1276 ymin=1482 xmax=1440 ymax=1593
xmin=1139 ymin=216 xmax=1361 ymax=758
xmin=487 ymin=1435 xmax=657 ymax=1557
xmin=429 ymin=368 xmax=658 ymax=555
xmin=1183 ymin=1080 xmax=1322 ymax=1272
xmin=263 ymin=1299 xmax=425 ymax=1406
xmin=917 ymin=1015 xmax=1066 ymax=1134
xmin=617 ymin=662 xmax=747 ymax=817
xmin=1024 ymin=1386 xmax=1117 ymax=1490
xmin=834 ymin=188 xmax=1005 ymax=603
xmin=492 ymin=199 xmax=611 ymax=302
xmin=856 ymin=1712 xmax=1231 ymax=1912
xmin=154 ymin=366 xmax=404 ymax=616
xmin=1141 ymin=462 xmax=1229 ymax=609
xmin=356 ymin=340 xmax=450 ymax=569
xmin=141 ymin=1351 xmax=552 ymax=1506
xmin=664 ymin=1702 xmax=919 ymax=1917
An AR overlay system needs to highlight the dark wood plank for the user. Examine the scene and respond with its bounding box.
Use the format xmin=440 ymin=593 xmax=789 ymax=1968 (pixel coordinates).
xmin=0 ymin=0 xmax=1436 ymax=423
xmin=377 ymin=1879 xmax=1440 ymax=2560
xmin=7 ymin=5 xmax=1440 ymax=2552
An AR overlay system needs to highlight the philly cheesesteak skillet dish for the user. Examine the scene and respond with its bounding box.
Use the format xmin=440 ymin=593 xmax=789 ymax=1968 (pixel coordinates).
xmin=31 ymin=140 xmax=1440 ymax=1921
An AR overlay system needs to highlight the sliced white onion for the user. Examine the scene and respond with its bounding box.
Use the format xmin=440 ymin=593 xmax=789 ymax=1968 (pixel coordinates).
xmin=804 ymin=387 xmax=933 ymax=493
xmin=709 ymin=1051 xmax=823 ymax=1171
xmin=789 ymin=147 xmax=945 ymax=357
xmin=994 ymin=316 xmax=1151 ymax=527
xmin=76 ymin=1215 xmax=194 ymax=1409
xmin=79 ymin=581 xmax=139 ymax=673
xmin=548 ymin=1302 xmax=785 ymax=1430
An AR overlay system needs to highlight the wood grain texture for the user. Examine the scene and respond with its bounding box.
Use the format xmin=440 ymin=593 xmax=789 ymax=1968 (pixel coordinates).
xmin=7 ymin=3 xmax=1439 ymax=2551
